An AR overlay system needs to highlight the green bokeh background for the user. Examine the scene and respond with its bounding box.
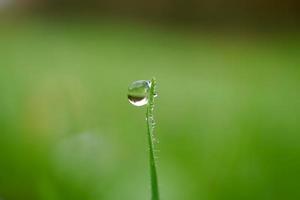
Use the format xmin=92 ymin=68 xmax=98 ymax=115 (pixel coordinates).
xmin=0 ymin=20 xmax=299 ymax=200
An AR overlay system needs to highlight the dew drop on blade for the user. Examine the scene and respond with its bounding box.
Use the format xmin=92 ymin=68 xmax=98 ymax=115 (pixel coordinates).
xmin=128 ymin=80 xmax=150 ymax=107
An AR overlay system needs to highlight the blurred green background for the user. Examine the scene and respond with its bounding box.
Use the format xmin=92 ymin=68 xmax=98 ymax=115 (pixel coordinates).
xmin=0 ymin=1 xmax=300 ymax=200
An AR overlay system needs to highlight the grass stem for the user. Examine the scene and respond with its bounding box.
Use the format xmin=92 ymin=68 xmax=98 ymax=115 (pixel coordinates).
xmin=146 ymin=77 xmax=159 ymax=200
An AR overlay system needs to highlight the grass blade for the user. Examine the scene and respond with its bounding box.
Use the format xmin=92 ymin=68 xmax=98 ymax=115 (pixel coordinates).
xmin=146 ymin=77 xmax=159 ymax=200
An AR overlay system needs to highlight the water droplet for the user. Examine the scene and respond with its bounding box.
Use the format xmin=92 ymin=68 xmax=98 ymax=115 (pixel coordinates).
xmin=128 ymin=80 xmax=150 ymax=106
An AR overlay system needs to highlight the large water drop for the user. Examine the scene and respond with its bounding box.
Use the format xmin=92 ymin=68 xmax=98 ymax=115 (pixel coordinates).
xmin=128 ymin=80 xmax=151 ymax=106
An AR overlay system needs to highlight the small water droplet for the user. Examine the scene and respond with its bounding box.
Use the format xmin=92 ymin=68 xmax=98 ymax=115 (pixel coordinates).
xmin=128 ymin=80 xmax=150 ymax=106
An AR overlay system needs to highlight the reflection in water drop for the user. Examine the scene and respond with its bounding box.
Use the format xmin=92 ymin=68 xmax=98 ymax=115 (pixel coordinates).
xmin=128 ymin=80 xmax=150 ymax=106
xmin=128 ymin=96 xmax=149 ymax=106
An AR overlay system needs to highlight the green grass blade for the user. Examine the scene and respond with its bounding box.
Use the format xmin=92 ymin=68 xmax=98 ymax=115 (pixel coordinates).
xmin=146 ymin=77 xmax=159 ymax=200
